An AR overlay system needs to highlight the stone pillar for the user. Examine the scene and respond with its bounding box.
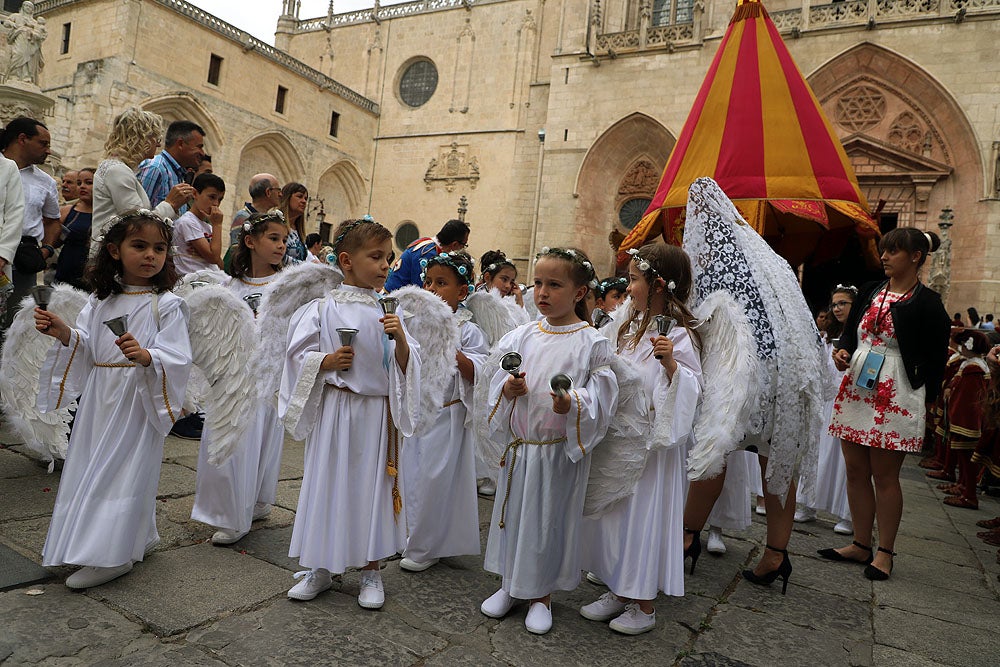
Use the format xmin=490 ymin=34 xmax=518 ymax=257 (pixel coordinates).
xmin=0 ymin=79 xmax=54 ymax=128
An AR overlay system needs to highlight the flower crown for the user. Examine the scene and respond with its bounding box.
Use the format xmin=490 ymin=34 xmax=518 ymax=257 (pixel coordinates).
xmin=834 ymin=283 xmax=858 ymax=296
xmin=536 ymin=247 xmax=599 ymax=290
xmin=597 ymin=277 xmax=628 ymax=298
xmin=242 ymin=210 xmax=285 ymax=233
xmin=421 ymin=251 xmax=473 ymax=287
xmin=483 ymin=253 xmax=515 ymax=276
xmin=330 ymin=214 xmax=375 ymax=262
xmin=94 ymin=208 xmax=172 ymax=245
xmin=626 ymin=248 xmax=675 ymax=292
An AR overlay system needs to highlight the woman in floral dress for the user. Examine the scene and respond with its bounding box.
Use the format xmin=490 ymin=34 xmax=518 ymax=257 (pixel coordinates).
xmin=820 ymin=228 xmax=950 ymax=580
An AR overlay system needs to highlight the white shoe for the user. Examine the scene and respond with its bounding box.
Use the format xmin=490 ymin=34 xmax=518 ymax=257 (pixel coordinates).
xmin=477 ymin=478 xmax=496 ymax=496
xmin=609 ymin=603 xmax=656 ymax=635
xmin=211 ymin=528 xmax=249 ymax=545
xmin=252 ymin=503 xmax=272 ymax=521
xmin=833 ymin=519 xmax=854 ymax=535
xmin=358 ymin=570 xmax=385 ymax=609
xmin=399 ymin=557 xmax=439 ymax=572
xmin=65 ymin=563 xmax=133 ymax=589
xmin=525 ymin=601 xmax=553 ymax=634
xmin=580 ymin=591 xmax=626 ymax=622
xmin=480 ymin=588 xmax=515 ymax=618
xmin=585 ymin=571 xmax=606 ymax=586
xmin=706 ymin=527 xmax=727 ymax=555
xmin=793 ymin=508 xmax=817 ymax=523
xmin=755 ymin=503 xmax=767 ymax=516
xmin=287 ymin=569 xmax=333 ymax=601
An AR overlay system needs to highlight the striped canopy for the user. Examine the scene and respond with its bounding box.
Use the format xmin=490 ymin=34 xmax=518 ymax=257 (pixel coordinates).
xmin=619 ymin=0 xmax=879 ymax=267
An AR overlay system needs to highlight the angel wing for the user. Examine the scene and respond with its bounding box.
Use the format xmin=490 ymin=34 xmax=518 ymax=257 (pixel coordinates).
xmin=254 ymin=261 xmax=344 ymax=403
xmin=0 ymin=285 xmax=89 ymax=468
xmin=393 ymin=285 xmax=461 ymax=436
xmin=472 ymin=346 xmax=510 ymax=473
xmin=174 ymin=268 xmax=230 ymax=297
xmin=583 ymin=354 xmax=651 ymax=518
xmin=183 ymin=284 xmax=258 ymax=465
xmin=465 ymin=290 xmax=519 ymax=346
xmin=685 ymin=290 xmax=760 ymax=481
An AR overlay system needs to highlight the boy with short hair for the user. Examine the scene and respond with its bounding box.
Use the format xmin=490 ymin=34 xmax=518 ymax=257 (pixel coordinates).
xmin=173 ymin=173 xmax=225 ymax=275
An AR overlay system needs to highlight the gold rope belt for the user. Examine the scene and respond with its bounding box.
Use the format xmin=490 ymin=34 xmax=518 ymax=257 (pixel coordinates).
xmin=497 ymin=435 xmax=567 ymax=529
xmin=442 ymin=398 xmax=462 ymax=408
xmin=94 ymin=362 xmax=136 ymax=368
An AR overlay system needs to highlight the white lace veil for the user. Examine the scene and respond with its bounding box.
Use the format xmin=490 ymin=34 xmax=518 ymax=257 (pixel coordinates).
xmin=682 ymin=177 xmax=827 ymax=500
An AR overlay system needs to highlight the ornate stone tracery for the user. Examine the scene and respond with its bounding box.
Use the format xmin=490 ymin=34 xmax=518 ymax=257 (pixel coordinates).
xmin=424 ymin=141 xmax=480 ymax=191
xmin=887 ymin=111 xmax=926 ymax=155
xmin=835 ymin=85 xmax=886 ymax=132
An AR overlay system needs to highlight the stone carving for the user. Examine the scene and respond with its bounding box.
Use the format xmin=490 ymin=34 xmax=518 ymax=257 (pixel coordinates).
xmin=1 ymin=1 xmax=47 ymax=87
xmin=835 ymin=85 xmax=886 ymax=132
xmin=887 ymin=111 xmax=925 ymax=154
xmin=424 ymin=141 xmax=480 ymax=191
xmin=618 ymin=159 xmax=659 ymax=196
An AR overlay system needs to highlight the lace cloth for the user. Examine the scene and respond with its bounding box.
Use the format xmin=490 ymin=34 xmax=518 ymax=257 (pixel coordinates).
xmin=682 ymin=178 xmax=827 ymax=499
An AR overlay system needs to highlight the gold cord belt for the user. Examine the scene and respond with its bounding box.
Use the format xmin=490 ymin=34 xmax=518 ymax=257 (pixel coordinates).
xmin=497 ymin=435 xmax=567 ymax=529
xmin=442 ymin=398 xmax=462 ymax=408
xmin=94 ymin=362 xmax=136 ymax=368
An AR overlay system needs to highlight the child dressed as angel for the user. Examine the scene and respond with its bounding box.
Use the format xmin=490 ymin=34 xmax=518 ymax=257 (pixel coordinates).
xmin=32 ymin=210 xmax=192 ymax=589
xmin=278 ymin=218 xmax=422 ymax=610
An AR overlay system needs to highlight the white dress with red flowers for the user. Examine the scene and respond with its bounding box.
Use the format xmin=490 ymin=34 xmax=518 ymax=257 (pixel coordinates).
xmin=828 ymin=289 xmax=925 ymax=452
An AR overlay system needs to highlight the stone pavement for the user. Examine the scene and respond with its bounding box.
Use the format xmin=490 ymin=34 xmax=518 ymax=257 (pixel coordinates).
xmin=1 ymin=429 xmax=998 ymax=666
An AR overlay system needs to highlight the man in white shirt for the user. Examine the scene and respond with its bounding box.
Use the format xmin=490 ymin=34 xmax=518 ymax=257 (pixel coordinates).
xmin=0 ymin=117 xmax=60 ymax=329
xmin=0 ymin=154 xmax=26 ymax=321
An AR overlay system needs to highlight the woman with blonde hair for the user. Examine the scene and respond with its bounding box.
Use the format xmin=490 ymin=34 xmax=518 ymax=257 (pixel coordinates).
xmin=91 ymin=107 xmax=194 ymax=254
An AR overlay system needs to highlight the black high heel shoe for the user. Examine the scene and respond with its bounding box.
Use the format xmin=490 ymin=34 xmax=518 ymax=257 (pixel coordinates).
xmin=742 ymin=544 xmax=792 ymax=595
xmin=863 ymin=547 xmax=896 ymax=581
xmin=817 ymin=540 xmax=873 ymax=565
xmin=683 ymin=527 xmax=701 ymax=575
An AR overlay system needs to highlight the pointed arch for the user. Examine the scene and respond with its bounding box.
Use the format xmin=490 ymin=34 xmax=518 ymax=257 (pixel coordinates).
xmin=141 ymin=92 xmax=224 ymax=152
xmin=317 ymin=159 xmax=368 ymax=224
xmin=237 ymin=131 xmax=306 ymax=185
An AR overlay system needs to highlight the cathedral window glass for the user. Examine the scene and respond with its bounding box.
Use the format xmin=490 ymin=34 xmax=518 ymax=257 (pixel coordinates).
xmin=399 ymin=59 xmax=439 ymax=108
xmin=652 ymin=0 xmax=695 ymax=26
xmin=395 ymin=221 xmax=421 ymax=251
xmin=618 ymin=198 xmax=652 ymax=230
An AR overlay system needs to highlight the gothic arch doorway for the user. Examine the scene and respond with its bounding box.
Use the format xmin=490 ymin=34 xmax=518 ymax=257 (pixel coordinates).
xmin=316 ymin=160 xmax=367 ymax=236
xmin=142 ymin=93 xmax=224 ymax=156
xmin=575 ymin=113 xmax=676 ymax=274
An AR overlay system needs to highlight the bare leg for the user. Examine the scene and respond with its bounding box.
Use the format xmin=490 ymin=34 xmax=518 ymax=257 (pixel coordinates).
xmin=530 ymin=593 xmax=551 ymax=607
xmin=362 ymin=560 xmax=379 ymax=571
xmin=869 ymin=448 xmax=906 ymax=574
xmin=834 ymin=441 xmax=876 ymax=560
xmin=752 ymin=456 xmax=796 ymax=575
xmin=683 ymin=472 xmax=727 ymax=550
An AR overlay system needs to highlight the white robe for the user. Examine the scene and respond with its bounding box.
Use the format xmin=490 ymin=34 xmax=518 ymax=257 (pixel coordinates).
xmin=582 ymin=325 xmax=702 ymax=600
xmin=401 ymin=314 xmax=488 ymax=562
xmin=705 ymin=450 xmax=755 ymax=532
xmin=39 ymin=290 xmax=191 ymax=567
xmin=278 ymin=284 xmax=421 ymax=573
xmin=191 ymin=276 xmax=285 ymax=534
xmin=483 ymin=320 xmax=618 ymax=599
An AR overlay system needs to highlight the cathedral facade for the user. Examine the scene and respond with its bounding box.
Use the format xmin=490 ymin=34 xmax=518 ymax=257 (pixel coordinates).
xmin=27 ymin=0 xmax=1000 ymax=312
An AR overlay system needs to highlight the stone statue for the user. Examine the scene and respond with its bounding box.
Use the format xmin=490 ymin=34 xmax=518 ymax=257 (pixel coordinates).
xmin=2 ymin=2 xmax=47 ymax=86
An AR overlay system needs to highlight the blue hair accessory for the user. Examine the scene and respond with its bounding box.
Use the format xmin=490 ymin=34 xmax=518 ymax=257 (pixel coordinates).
xmin=458 ymin=265 xmax=468 ymax=276
xmin=420 ymin=258 xmax=428 ymax=268
xmin=362 ymin=214 xmax=374 ymax=222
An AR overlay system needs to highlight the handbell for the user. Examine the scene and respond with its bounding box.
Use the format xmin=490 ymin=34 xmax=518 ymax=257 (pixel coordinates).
xmin=103 ymin=314 xmax=129 ymax=338
xmin=189 ymin=279 xmax=210 ymax=289
xmin=30 ymin=284 xmax=54 ymax=311
xmin=378 ymin=296 xmax=400 ymax=340
xmin=336 ymin=328 xmax=358 ymax=372
xmin=592 ymin=307 xmax=612 ymax=329
xmin=499 ymin=351 xmax=523 ymax=377
xmin=549 ymin=373 xmax=572 ymax=397
xmin=243 ymin=292 xmax=262 ymax=316
xmin=653 ymin=314 xmax=676 ymax=359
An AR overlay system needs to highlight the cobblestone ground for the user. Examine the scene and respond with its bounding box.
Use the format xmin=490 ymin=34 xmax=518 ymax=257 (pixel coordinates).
xmin=1 ymin=428 xmax=998 ymax=666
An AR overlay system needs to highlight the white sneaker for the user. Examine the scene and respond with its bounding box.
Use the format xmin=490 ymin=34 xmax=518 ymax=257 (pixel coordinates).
xmin=793 ymin=507 xmax=817 ymax=523
xmin=211 ymin=528 xmax=248 ymax=545
xmin=580 ymin=591 xmax=626 ymax=622
xmin=399 ymin=557 xmax=439 ymax=572
xmin=477 ymin=478 xmax=496 ymax=496
xmin=287 ymin=569 xmax=333 ymax=601
xmin=609 ymin=603 xmax=656 ymax=635
xmin=358 ymin=570 xmax=385 ymax=609
xmin=252 ymin=503 xmax=272 ymax=521
xmin=525 ymin=601 xmax=552 ymax=634
xmin=755 ymin=502 xmax=767 ymax=516
xmin=480 ymin=588 xmax=515 ymax=618
xmin=833 ymin=519 xmax=854 ymax=535
xmin=585 ymin=571 xmax=606 ymax=586
xmin=706 ymin=527 xmax=727 ymax=555
xmin=65 ymin=563 xmax=133 ymax=589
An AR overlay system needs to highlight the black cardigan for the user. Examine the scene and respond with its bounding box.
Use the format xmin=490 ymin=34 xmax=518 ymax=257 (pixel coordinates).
xmin=835 ymin=280 xmax=951 ymax=403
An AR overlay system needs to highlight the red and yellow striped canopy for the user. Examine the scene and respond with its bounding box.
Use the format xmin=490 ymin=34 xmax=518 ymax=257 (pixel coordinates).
xmin=619 ymin=0 xmax=879 ymax=267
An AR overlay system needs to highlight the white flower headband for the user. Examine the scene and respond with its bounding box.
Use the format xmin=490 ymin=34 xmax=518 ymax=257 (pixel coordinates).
xmin=626 ymin=248 xmax=675 ymax=292
xmin=536 ymin=246 xmax=599 ymax=290
xmin=242 ymin=210 xmax=285 ymax=233
xmin=95 ymin=208 xmax=172 ymax=245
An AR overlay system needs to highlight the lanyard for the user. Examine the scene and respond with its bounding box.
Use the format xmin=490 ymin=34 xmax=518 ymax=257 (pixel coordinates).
xmin=872 ymin=282 xmax=916 ymax=332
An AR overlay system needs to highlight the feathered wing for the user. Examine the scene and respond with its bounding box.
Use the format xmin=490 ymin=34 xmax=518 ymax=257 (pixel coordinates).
xmin=393 ymin=285 xmax=461 ymax=436
xmin=254 ymin=262 xmax=344 ymax=403
xmin=685 ymin=290 xmax=760 ymax=481
xmin=184 ymin=285 xmax=257 ymax=465
xmin=174 ymin=268 xmax=230 ymax=297
xmin=472 ymin=346 xmax=509 ymax=472
xmin=0 ymin=285 xmax=89 ymax=466
xmin=465 ymin=290 xmax=519 ymax=346
xmin=583 ymin=353 xmax=651 ymax=518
